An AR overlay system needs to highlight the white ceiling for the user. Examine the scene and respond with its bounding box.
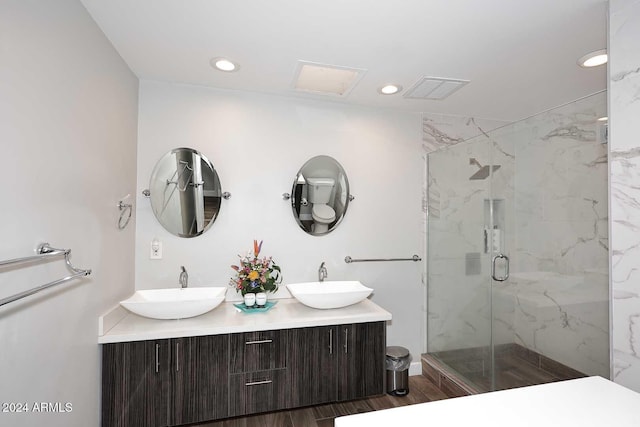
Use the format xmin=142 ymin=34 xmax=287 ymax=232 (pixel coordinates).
xmin=81 ymin=0 xmax=607 ymax=122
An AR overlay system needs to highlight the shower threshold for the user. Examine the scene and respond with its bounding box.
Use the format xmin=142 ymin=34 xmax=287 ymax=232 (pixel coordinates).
xmin=422 ymin=343 xmax=586 ymax=397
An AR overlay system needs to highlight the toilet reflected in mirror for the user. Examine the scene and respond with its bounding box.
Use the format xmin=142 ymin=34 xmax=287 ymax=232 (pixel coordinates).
xmin=290 ymin=156 xmax=351 ymax=236
xmin=307 ymin=177 xmax=336 ymax=233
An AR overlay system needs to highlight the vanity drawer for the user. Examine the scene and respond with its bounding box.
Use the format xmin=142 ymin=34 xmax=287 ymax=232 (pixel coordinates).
xmin=228 ymin=369 xmax=289 ymax=416
xmin=229 ymin=329 xmax=287 ymax=373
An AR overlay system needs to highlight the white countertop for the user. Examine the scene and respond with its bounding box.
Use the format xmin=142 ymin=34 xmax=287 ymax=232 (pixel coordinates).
xmin=99 ymin=298 xmax=391 ymax=344
xmin=336 ymin=376 xmax=640 ymax=426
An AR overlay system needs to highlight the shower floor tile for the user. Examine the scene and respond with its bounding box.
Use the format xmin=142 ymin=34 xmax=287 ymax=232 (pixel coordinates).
xmin=423 ymin=343 xmax=586 ymax=395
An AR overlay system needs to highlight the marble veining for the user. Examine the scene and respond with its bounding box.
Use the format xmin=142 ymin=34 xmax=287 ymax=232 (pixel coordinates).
xmin=542 ymin=125 xmax=596 ymax=142
xmin=611 ymin=0 xmax=640 ymax=391
xmin=427 ymin=92 xmax=608 ymax=377
xmin=611 ymin=67 xmax=640 ymax=82
xmin=422 ymin=113 xmax=508 ymax=153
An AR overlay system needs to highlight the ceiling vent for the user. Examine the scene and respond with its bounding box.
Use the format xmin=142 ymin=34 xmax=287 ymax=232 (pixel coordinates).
xmin=292 ymin=61 xmax=366 ymax=97
xmin=404 ymin=77 xmax=470 ymax=100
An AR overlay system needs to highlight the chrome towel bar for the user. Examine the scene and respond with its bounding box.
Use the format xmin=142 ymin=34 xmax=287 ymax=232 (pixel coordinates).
xmin=0 ymin=243 xmax=66 ymax=267
xmin=0 ymin=243 xmax=92 ymax=308
xmin=344 ymin=255 xmax=422 ymax=263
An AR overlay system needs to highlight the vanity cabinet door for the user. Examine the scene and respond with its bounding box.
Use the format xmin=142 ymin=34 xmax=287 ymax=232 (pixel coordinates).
xmin=337 ymin=322 xmax=386 ymax=401
xmin=168 ymin=335 xmax=229 ymax=426
xmin=288 ymin=326 xmax=338 ymax=407
xmin=102 ymin=340 xmax=168 ymax=427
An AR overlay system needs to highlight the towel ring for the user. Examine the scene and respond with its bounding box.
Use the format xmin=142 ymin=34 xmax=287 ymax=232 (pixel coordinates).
xmin=118 ymin=201 xmax=132 ymax=230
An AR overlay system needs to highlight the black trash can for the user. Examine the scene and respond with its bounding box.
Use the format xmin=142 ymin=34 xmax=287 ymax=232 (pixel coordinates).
xmin=386 ymin=346 xmax=411 ymax=396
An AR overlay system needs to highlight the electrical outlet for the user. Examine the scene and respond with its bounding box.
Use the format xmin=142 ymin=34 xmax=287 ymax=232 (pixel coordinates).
xmin=150 ymin=238 xmax=162 ymax=260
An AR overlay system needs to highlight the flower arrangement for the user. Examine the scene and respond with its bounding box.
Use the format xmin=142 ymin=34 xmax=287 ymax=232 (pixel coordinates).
xmin=230 ymin=240 xmax=282 ymax=296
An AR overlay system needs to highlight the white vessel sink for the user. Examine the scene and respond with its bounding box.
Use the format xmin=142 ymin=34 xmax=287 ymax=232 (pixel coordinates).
xmin=286 ymin=281 xmax=373 ymax=309
xmin=120 ymin=287 xmax=226 ymax=320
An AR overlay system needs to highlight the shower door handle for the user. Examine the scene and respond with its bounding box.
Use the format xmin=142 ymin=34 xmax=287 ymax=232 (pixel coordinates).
xmin=492 ymin=253 xmax=509 ymax=281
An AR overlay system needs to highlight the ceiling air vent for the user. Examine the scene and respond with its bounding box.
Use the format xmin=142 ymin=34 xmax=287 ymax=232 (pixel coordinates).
xmin=292 ymin=61 xmax=366 ymax=97
xmin=404 ymin=77 xmax=470 ymax=100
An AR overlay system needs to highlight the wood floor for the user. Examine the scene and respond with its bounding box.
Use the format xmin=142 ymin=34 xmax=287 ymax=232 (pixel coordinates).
xmin=194 ymin=347 xmax=584 ymax=426
xmin=196 ymin=375 xmax=449 ymax=427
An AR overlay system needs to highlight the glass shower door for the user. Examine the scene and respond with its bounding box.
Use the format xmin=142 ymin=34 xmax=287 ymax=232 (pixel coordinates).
xmin=489 ymin=94 xmax=609 ymax=390
xmin=426 ymin=92 xmax=609 ymax=393
xmin=426 ymin=137 xmax=496 ymax=391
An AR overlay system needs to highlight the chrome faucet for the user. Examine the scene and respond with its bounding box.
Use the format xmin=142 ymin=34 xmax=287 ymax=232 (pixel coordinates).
xmin=179 ymin=266 xmax=188 ymax=288
xmin=318 ymin=262 xmax=328 ymax=282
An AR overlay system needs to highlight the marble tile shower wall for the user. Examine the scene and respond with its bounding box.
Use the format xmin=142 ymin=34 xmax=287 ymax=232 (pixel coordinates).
xmin=425 ymin=92 xmax=609 ymax=377
xmin=425 ymin=115 xmax=511 ymax=352
xmin=610 ymin=0 xmax=640 ymax=390
xmin=503 ymin=93 xmax=608 ymax=377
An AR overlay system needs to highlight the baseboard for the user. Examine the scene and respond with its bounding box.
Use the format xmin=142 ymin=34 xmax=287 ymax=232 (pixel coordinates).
xmin=409 ymin=361 xmax=422 ymax=376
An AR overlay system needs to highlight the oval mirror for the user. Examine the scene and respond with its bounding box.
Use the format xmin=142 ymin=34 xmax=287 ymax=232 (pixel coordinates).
xmin=290 ymin=155 xmax=350 ymax=236
xmin=148 ymin=147 xmax=222 ymax=238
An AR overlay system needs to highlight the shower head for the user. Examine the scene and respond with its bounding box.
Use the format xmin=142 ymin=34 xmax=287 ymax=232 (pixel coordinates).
xmin=469 ymin=165 xmax=501 ymax=180
xmin=469 ymin=158 xmax=501 ymax=180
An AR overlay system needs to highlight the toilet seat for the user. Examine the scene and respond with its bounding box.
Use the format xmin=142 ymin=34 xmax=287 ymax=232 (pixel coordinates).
xmin=312 ymin=204 xmax=335 ymax=223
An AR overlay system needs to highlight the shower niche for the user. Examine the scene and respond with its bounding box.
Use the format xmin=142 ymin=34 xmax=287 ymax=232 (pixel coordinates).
xmin=483 ymin=198 xmax=504 ymax=254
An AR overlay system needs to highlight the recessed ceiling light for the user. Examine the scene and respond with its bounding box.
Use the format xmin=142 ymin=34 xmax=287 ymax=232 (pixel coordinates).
xmin=578 ymin=49 xmax=607 ymax=68
xmin=210 ymin=57 xmax=239 ymax=72
xmin=378 ymin=84 xmax=402 ymax=95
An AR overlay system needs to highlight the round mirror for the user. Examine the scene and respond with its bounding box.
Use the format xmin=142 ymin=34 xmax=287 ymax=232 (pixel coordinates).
xmin=148 ymin=147 xmax=222 ymax=238
xmin=290 ymin=155 xmax=350 ymax=236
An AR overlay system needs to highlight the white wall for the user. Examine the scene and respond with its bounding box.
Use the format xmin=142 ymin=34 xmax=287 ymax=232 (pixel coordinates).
xmin=135 ymin=80 xmax=425 ymax=359
xmin=610 ymin=0 xmax=640 ymax=391
xmin=0 ymin=1 xmax=138 ymax=425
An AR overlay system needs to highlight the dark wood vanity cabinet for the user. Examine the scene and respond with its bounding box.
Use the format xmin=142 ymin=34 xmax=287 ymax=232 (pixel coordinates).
xmin=336 ymin=322 xmax=386 ymax=401
xmin=289 ymin=321 xmax=386 ymax=406
xmin=102 ymin=321 xmax=385 ymax=426
xmin=288 ymin=325 xmax=338 ymax=406
xmin=102 ymin=335 xmax=229 ymax=427
xmin=102 ymin=340 xmax=168 ymax=427
xmin=169 ymin=336 xmax=229 ymax=426
xmin=228 ymin=329 xmax=289 ymax=416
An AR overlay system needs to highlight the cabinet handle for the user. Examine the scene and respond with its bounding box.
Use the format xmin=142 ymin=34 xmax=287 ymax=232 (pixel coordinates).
xmin=245 ymin=379 xmax=273 ymax=386
xmin=344 ymin=328 xmax=349 ymax=354
xmin=155 ymin=344 xmax=160 ymax=373
xmin=175 ymin=342 xmax=179 ymax=372
xmin=329 ymin=329 xmax=333 ymax=354
xmin=245 ymin=339 xmax=273 ymax=345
